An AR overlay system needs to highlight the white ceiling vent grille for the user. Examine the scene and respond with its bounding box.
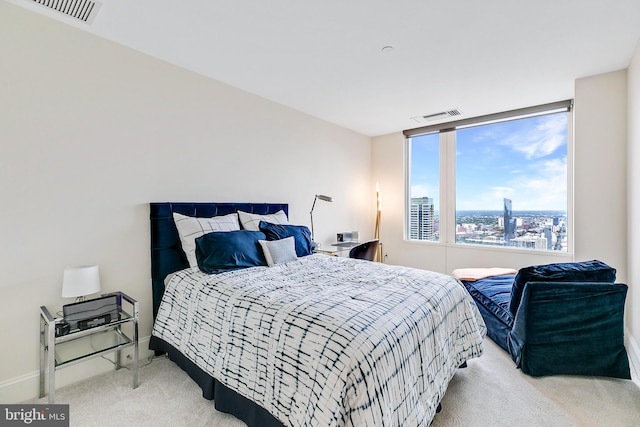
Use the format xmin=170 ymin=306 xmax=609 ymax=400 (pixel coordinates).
xmin=32 ymin=0 xmax=102 ymax=24
xmin=411 ymin=109 xmax=461 ymax=124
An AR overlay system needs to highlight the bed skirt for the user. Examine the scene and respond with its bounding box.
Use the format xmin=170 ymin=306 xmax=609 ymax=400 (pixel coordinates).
xmin=149 ymin=336 xmax=285 ymax=427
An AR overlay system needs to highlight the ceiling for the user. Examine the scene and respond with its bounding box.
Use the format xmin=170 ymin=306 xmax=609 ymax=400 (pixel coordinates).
xmin=7 ymin=0 xmax=640 ymax=136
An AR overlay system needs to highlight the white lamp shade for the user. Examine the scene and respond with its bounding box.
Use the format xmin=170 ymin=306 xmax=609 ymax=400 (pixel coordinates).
xmin=61 ymin=265 xmax=101 ymax=298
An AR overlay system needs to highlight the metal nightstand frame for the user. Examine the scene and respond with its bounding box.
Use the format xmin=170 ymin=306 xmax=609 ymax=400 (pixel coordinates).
xmin=39 ymin=291 xmax=139 ymax=403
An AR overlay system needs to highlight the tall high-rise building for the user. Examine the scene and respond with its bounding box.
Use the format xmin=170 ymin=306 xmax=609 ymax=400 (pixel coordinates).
xmin=544 ymin=225 xmax=553 ymax=250
xmin=503 ymin=198 xmax=516 ymax=244
xmin=409 ymin=197 xmax=435 ymax=240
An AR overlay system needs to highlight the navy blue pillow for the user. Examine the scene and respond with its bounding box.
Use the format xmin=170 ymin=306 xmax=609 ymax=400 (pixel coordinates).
xmin=258 ymin=221 xmax=314 ymax=257
xmin=509 ymin=260 xmax=616 ymax=316
xmin=195 ymin=230 xmax=267 ymax=274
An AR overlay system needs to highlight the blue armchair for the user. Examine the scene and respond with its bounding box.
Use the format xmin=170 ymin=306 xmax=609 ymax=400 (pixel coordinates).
xmin=459 ymin=260 xmax=631 ymax=379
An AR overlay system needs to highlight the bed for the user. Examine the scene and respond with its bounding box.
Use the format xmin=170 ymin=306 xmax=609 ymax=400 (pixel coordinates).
xmin=149 ymin=202 xmax=486 ymax=426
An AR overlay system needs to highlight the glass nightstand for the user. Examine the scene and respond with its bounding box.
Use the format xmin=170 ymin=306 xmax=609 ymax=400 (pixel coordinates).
xmin=39 ymin=291 xmax=139 ymax=403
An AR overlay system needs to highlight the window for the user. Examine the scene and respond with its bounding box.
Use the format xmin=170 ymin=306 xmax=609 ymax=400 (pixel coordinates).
xmin=408 ymin=132 xmax=439 ymax=241
xmin=405 ymin=101 xmax=572 ymax=253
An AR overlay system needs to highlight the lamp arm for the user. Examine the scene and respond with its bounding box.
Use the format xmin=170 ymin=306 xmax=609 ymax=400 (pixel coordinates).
xmin=310 ymin=211 xmax=315 ymax=241
xmin=310 ymin=195 xmax=318 ymax=241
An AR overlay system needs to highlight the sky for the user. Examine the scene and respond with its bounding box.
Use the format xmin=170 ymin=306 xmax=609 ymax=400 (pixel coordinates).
xmin=410 ymin=112 xmax=568 ymax=212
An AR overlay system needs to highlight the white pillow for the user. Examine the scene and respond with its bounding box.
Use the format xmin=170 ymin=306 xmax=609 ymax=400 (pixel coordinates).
xmin=173 ymin=212 xmax=240 ymax=267
xmin=259 ymin=237 xmax=298 ymax=267
xmin=238 ymin=210 xmax=289 ymax=231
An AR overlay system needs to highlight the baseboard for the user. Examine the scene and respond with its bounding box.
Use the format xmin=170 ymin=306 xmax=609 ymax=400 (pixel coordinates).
xmin=625 ymin=328 xmax=640 ymax=386
xmin=0 ymin=335 xmax=153 ymax=404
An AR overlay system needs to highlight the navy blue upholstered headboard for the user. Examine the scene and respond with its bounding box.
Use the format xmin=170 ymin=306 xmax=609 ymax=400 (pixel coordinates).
xmin=150 ymin=202 xmax=289 ymax=318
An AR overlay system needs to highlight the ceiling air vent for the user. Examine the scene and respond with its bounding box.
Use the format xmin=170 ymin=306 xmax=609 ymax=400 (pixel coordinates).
xmin=411 ymin=109 xmax=461 ymax=124
xmin=32 ymin=0 xmax=102 ymax=24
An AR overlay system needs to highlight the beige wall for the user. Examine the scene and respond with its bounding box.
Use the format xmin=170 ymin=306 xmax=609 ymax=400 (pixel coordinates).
xmin=628 ymin=39 xmax=640 ymax=372
xmin=0 ymin=3 xmax=372 ymax=402
xmin=574 ymin=70 xmax=628 ymax=280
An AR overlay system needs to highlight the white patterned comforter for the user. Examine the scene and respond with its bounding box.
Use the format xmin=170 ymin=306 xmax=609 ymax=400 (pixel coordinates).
xmin=152 ymin=254 xmax=486 ymax=426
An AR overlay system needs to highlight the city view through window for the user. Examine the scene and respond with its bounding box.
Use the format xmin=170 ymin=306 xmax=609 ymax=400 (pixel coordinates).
xmin=408 ymin=110 xmax=569 ymax=252
xmin=409 ymin=199 xmax=568 ymax=251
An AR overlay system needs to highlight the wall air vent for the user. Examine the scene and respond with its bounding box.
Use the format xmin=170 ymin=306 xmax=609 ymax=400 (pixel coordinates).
xmin=32 ymin=0 xmax=102 ymax=24
xmin=411 ymin=109 xmax=461 ymax=124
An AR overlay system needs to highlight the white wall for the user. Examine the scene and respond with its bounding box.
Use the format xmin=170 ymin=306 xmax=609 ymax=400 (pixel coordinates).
xmin=627 ymin=39 xmax=640 ymax=373
xmin=0 ymin=3 xmax=372 ymax=402
xmin=372 ymin=69 xmax=633 ymax=358
xmin=574 ymin=70 xmax=628 ymax=282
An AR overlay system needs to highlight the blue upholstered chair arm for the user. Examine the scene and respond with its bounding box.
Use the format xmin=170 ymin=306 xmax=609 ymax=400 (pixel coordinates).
xmin=507 ymin=281 xmax=630 ymax=379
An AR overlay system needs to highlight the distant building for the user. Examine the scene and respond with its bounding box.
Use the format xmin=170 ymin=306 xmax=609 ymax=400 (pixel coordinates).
xmin=512 ymin=235 xmax=548 ymax=250
xmin=554 ymin=222 xmax=567 ymax=251
xmin=503 ymin=198 xmax=516 ymax=244
xmin=544 ymin=225 xmax=553 ymax=250
xmin=409 ymin=197 xmax=435 ymax=240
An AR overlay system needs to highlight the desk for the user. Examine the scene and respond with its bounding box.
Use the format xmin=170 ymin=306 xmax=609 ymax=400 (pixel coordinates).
xmin=331 ymin=241 xmax=359 ymax=249
xmin=314 ymin=241 xmax=359 ymax=256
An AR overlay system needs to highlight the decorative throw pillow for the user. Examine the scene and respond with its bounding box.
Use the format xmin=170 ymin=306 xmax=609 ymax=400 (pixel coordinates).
xmin=195 ymin=230 xmax=267 ymax=274
xmin=509 ymin=259 xmax=616 ymax=315
xmin=259 ymin=221 xmax=314 ymax=257
xmin=173 ymin=212 xmax=240 ymax=268
xmin=238 ymin=210 xmax=289 ymax=231
xmin=259 ymin=237 xmax=298 ymax=267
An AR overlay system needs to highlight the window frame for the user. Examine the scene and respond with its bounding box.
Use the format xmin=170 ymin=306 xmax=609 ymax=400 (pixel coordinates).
xmin=404 ymin=100 xmax=574 ymax=254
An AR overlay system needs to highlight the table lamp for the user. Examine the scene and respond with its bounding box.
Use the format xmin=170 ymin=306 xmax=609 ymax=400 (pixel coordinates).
xmin=61 ymin=265 xmax=101 ymax=302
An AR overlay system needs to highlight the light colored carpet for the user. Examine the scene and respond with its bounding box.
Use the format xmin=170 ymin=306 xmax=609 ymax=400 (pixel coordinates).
xmin=32 ymin=340 xmax=640 ymax=426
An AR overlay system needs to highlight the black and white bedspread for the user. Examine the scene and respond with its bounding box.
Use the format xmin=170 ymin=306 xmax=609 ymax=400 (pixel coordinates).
xmin=152 ymin=254 xmax=486 ymax=426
